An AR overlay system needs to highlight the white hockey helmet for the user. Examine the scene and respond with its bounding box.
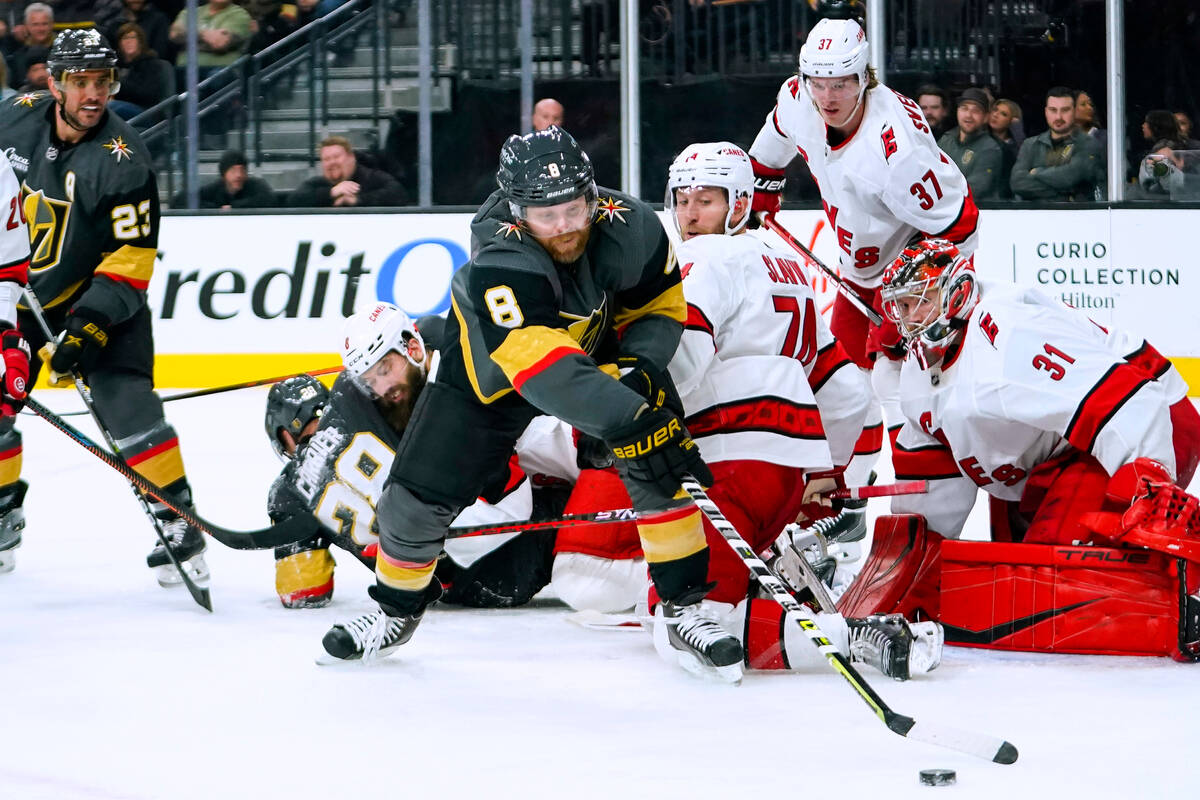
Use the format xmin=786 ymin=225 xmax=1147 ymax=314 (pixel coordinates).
xmin=798 ymin=17 xmax=869 ymax=81
xmin=666 ymin=142 xmax=755 ymax=236
xmin=342 ymin=302 xmax=425 ymax=379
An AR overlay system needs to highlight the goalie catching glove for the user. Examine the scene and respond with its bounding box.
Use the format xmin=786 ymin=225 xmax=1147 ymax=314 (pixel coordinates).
xmin=605 ymin=406 xmax=713 ymax=497
xmin=0 ymin=327 xmax=29 ymax=416
xmin=1081 ymin=457 xmax=1200 ymax=561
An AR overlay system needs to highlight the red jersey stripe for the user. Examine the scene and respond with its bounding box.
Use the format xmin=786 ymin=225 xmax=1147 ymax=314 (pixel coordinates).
xmin=1064 ymin=363 xmax=1151 ymax=453
xmin=686 ymin=396 xmax=825 ymax=440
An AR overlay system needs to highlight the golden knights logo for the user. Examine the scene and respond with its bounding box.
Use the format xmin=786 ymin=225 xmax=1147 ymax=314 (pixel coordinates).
xmin=595 ymin=196 xmax=630 ymax=224
xmin=559 ymin=294 xmax=608 ymax=355
xmin=21 ymin=184 xmax=71 ymax=271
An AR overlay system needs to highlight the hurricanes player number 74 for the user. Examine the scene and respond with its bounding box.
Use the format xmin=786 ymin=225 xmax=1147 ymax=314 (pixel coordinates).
xmin=772 ymin=295 xmax=818 ymax=366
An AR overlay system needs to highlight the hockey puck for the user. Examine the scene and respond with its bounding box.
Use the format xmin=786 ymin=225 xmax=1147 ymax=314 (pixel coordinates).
xmin=919 ymin=769 xmax=956 ymax=787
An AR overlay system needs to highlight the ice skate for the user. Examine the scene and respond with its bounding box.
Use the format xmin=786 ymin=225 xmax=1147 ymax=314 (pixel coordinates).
xmin=146 ymin=517 xmax=209 ymax=588
xmin=653 ymin=587 xmax=743 ymax=683
xmin=847 ymin=613 xmax=943 ymax=681
xmin=318 ymin=607 xmax=425 ymax=664
xmin=0 ymin=481 xmax=26 ymax=575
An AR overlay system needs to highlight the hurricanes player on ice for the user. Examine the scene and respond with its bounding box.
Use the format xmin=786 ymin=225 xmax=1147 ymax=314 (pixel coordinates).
xmin=0 ymin=29 xmax=208 ymax=586
xmin=748 ymin=17 xmax=979 ymax=541
xmin=839 ymin=238 xmax=1200 ymax=659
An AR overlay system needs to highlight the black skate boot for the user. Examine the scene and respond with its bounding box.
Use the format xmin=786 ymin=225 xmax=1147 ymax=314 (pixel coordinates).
xmin=146 ymin=517 xmax=209 ymax=588
xmin=847 ymin=613 xmax=943 ymax=681
xmin=319 ymin=582 xmax=441 ymax=664
xmin=0 ymin=480 xmax=27 ymax=575
xmin=654 ymin=585 xmax=744 ymax=683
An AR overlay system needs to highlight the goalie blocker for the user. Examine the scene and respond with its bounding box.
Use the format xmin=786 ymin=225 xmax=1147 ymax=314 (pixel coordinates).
xmin=840 ymin=514 xmax=1200 ymax=662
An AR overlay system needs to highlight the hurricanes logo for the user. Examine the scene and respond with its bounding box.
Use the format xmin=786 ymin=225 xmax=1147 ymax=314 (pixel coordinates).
xmin=595 ymin=196 xmax=630 ymax=224
xmin=21 ymin=184 xmax=71 ymax=271
xmin=559 ymin=294 xmax=608 ymax=355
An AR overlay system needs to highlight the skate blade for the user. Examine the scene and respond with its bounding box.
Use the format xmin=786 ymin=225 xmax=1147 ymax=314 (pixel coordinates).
xmin=314 ymin=647 xmax=399 ymax=667
xmin=154 ymin=554 xmax=211 ymax=589
xmin=565 ymin=610 xmax=645 ymax=631
xmin=675 ymin=650 xmax=743 ymax=685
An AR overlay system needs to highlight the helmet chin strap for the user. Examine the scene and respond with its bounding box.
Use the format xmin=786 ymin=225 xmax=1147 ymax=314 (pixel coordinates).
xmin=57 ymin=100 xmax=92 ymax=133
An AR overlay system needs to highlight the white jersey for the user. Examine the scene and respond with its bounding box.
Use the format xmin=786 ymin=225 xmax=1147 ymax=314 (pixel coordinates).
xmin=669 ymin=232 xmax=870 ymax=469
xmin=0 ymin=157 xmax=28 ymax=327
xmin=891 ymin=283 xmax=1189 ymax=537
xmin=750 ymin=78 xmax=979 ymax=288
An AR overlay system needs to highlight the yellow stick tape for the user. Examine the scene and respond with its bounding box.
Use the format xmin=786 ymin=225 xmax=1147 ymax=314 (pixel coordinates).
xmin=33 ymin=353 xmax=343 ymax=390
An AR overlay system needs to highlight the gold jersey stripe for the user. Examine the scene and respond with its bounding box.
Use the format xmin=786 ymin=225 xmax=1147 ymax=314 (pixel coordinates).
xmin=275 ymin=548 xmax=336 ymax=597
xmin=493 ymin=325 xmax=585 ymax=386
xmin=95 ymin=245 xmax=157 ymax=287
xmin=128 ymin=443 xmax=186 ymax=487
xmin=375 ymin=554 xmax=436 ymax=592
xmin=0 ymin=447 xmax=21 ymax=487
xmin=452 ymin=295 xmax=513 ymax=404
xmin=611 ymin=281 xmax=687 ymax=330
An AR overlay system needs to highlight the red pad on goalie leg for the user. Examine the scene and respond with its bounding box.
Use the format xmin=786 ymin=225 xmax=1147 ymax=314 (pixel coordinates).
xmin=837 ymin=514 xmax=943 ymax=620
xmin=940 ymin=540 xmax=1195 ymax=659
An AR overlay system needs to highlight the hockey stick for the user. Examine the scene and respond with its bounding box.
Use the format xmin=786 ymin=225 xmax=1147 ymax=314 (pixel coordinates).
xmin=680 ymin=475 xmax=1019 ymax=765
xmin=440 ymin=481 xmax=927 ymax=541
xmin=21 ymin=292 xmax=217 ymax=610
xmin=24 ymin=396 xmax=316 ymax=551
xmin=37 ymin=365 xmax=345 ymax=418
xmin=756 ymin=212 xmax=884 ymax=326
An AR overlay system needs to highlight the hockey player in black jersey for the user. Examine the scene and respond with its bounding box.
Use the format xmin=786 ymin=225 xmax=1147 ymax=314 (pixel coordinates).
xmin=264 ymin=307 xmax=566 ymax=610
xmin=320 ymin=127 xmax=743 ymax=679
xmin=0 ymin=29 xmax=208 ymax=587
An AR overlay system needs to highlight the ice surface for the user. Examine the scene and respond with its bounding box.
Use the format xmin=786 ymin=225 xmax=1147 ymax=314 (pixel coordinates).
xmin=1 ymin=391 xmax=1196 ymax=800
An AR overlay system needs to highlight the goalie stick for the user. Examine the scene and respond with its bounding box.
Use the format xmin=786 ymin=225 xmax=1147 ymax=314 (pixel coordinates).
xmin=24 ymin=396 xmax=319 ymax=552
xmin=757 ymin=212 xmax=884 ymax=326
xmin=680 ymin=475 xmax=1019 ymax=765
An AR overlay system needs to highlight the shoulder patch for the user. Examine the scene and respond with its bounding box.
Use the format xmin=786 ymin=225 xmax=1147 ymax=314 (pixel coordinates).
xmin=881 ymin=125 xmax=898 ymax=161
xmin=496 ymin=220 xmax=523 ymax=240
xmin=595 ymin=195 xmax=631 ymax=224
xmin=101 ymin=136 xmax=135 ymax=163
xmin=11 ymin=92 xmax=42 ymax=109
xmin=786 ymin=75 xmax=800 ymax=99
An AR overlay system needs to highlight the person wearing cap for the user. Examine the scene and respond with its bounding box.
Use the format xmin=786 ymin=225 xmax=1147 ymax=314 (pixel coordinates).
xmin=14 ymin=45 xmax=49 ymax=91
xmin=938 ymin=87 xmax=1005 ymax=201
xmin=173 ymin=149 xmax=278 ymax=209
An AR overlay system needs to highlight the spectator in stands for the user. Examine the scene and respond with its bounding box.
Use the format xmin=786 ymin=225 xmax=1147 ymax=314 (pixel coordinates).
xmin=1010 ymin=86 xmax=1104 ymax=202
xmin=15 ymin=45 xmax=47 ymax=91
xmin=1172 ymin=110 xmax=1200 ymax=150
xmin=0 ymin=47 xmax=12 ymax=99
xmin=173 ymin=149 xmax=278 ymax=209
xmin=1136 ymin=111 xmax=1199 ymax=200
xmin=108 ymin=23 xmax=173 ymax=119
xmin=916 ymin=84 xmax=952 ymax=140
xmin=989 ymin=98 xmax=1022 ymax=199
xmin=107 ymin=0 xmax=172 ymax=63
xmin=8 ymin=3 xmax=54 ymax=88
xmin=169 ymin=0 xmax=252 ymax=75
xmin=1073 ymin=89 xmax=1106 ymax=155
xmin=240 ymin=0 xmax=296 ymax=52
xmin=291 ymin=136 xmax=409 ymax=208
xmin=938 ymin=87 xmax=1003 ymax=201
xmin=0 ymin=19 xmax=20 ymax=64
xmin=531 ymin=97 xmax=563 ymax=132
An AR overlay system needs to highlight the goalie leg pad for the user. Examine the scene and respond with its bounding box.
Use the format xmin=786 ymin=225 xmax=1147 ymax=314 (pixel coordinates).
xmin=1020 ymin=454 xmax=1111 ymax=545
xmin=836 ymin=514 xmax=943 ymax=620
xmin=552 ymin=552 xmax=647 ymax=613
xmin=1170 ymin=397 xmax=1200 ymax=487
xmin=941 ymin=540 xmax=1192 ymax=658
xmin=275 ymin=546 xmax=336 ymax=608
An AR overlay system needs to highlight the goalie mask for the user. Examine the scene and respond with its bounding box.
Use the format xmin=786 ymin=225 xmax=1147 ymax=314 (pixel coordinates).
xmin=880 ymin=239 xmax=979 ymax=369
xmin=496 ymin=126 xmax=597 ymax=235
xmin=798 ymin=17 xmax=869 ymax=127
xmin=265 ymin=375 xmax=329 ymax=461
xmin=666 ymin=142 xmax=755 ymax=236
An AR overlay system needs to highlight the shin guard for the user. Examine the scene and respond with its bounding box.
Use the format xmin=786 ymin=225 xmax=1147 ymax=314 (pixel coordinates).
xmin=837 ymin=514 xmax=943 ymax=620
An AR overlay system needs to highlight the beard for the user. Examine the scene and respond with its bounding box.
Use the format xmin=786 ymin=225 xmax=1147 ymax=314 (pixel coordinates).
xmin=374 ymin=361 xmax=426 ymax=433
xmin=534 ymin=225 xmax=591 ymax=265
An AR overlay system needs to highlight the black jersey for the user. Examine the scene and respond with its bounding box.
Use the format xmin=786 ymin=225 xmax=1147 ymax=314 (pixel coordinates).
xmin=439 ymin=187 xmax=684 ymax=439
xmin=0 ymin=92 xmax=159 ymax=325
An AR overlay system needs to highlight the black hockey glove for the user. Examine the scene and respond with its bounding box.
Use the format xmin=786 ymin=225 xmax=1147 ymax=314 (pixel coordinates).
xmin=606 ymin=406 xmax=713 ymax=498
xmin=616 ymin=355 xmax=683 ymax=416
xmin=48 ymin=309 xmax=109 ymax=378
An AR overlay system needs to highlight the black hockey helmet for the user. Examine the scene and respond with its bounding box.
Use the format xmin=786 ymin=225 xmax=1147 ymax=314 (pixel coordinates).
xmin=265 ymin=375 xmax=330 ymax=460
xmin=496 ymin=126 xmax=596 ymax=213
xmin=48 ymin=28 xmax=118 ymax=79
xmin=815 ymin=0 xmax=866 ymax=25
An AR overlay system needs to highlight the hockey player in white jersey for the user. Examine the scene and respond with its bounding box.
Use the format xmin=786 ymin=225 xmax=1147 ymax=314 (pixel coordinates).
xmin=0 ymin=156 xmax=33 ymax=572
xmin=839 ymin=238 xmax=1200 ymax=659
xmin=652 ymin=141 xmax=942 ymax=680
xmin=748 ymin=17 xmax=980 ymax=538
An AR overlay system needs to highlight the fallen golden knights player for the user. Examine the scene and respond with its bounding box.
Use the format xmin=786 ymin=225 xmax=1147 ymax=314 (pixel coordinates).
xmin=263 ymin=307 xmax=566 ymax=611
xmin=319 ymin=127 xmax=743 ymax=679
xmin=0 ymin=29 xmax=209 ymax=586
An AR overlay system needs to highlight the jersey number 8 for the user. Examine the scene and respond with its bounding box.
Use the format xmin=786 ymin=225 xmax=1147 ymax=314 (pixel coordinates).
xmin=484 ymin=285 xmax=525 ymax=328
